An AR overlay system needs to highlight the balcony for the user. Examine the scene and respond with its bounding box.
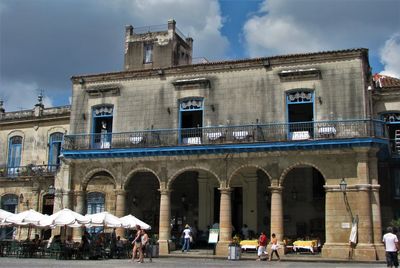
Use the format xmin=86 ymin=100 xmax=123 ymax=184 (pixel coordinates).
xmin=0 ymin=164 xmax=60 ymax=179
xmin=62 ymin=120 xmax=389 ymax=159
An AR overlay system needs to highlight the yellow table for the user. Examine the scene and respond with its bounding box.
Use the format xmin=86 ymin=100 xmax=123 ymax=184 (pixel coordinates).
xmin=292 ymin=240 xmax=317 ymax=253
xmin=240 ymin=240 xmax=258 ymax=251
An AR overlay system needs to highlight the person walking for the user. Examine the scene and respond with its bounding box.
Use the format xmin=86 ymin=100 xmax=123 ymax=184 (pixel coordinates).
xmin=383 ymin=227 xmax=399 ymax=268
xmin=257 ymin=231 xmax=268 ymax=261
xmin=131 ymin=225 xmax=143 ymax=263
xmin=181 ymin=224 xmax=192 ymax=253
xmin=269 ymin=233 xmax=280 ymax=261
xmin=141 ymin=229 xmax=152 ymax=262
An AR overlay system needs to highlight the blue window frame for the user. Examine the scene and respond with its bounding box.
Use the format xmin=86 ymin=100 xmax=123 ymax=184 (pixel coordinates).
xmin=179 ymin=98 xmax=204 ymax=144
xmin=380 ymin=112 xmax=400 ymax=155
xmin=48 ymin=132 xmax=63 ymax=171
xmin=1 ymin=194 xmax=18 ymax=239
xmin=92 ymin=105 xmax=113 ymax=149
xmin=7 ymin=136 xmax=22 ymax=176
xmin=87 ymin=192 xmax=105 ymax=234
xmin=286 ymin=90 xmax=314 ymax=139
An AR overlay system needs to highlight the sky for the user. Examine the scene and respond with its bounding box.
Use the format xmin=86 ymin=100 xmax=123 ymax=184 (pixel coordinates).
xmin=0 ymin=0 xmax=399 ymax=112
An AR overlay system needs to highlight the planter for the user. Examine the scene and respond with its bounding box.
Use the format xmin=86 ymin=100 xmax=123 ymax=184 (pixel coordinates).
xmin=228 ymin=245 xmax=241 ymax=260
xmin=151 ymin=244 xmax=159 ymax=257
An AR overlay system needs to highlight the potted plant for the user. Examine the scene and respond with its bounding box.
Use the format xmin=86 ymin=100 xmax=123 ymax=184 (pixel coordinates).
xmin=228 ymin=234 xmax=241 ymax=260
xmin=150 ymin=234 xmax=159 ymax=257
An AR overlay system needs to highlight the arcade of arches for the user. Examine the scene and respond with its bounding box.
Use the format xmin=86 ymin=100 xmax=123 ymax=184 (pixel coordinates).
xmin=56 ymin=149 xmax=384 ymax=260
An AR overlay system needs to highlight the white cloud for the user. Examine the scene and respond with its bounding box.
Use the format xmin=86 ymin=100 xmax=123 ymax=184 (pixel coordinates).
xmin=380 ymin=33 xmax=400 ymax=78
xmin=243 ymin=0 xmax=400 ymax=58
xmin=244 ymin=15 xmax=324 ymax=56
xmin=1 ymin=0 xmax=229 ymax=109
xmin=1 ymin=80 xmax=53 ymax=112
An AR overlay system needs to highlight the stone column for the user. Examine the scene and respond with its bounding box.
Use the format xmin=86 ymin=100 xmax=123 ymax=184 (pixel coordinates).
xmin=369 ymin=154 xmax=385 ymax=260
xmin=73 ymin=190 xmax=85 ymax=240
xmin=158 ymin=189 xmax=171 ymax=255
xmin=31 ymin=188 xmax=40 ymax=211
xmin=269 ymin=186 xmax=283 ymax=242
xmin=198 ymin=175 xmax=210 ymax=231
xmin=54 ymin=163 xmax=71 ymax=211
xmin=215 ymin=187 xmax=232 ymax=257
xmin=352 ymin=150 xmax=376 ymax=260
xmin=115 ymin=190 xmax=126 ymax=238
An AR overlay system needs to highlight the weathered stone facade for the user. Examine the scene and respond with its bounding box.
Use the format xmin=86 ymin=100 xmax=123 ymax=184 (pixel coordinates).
xmin=1 ymin=21 xmax=399 ymax=262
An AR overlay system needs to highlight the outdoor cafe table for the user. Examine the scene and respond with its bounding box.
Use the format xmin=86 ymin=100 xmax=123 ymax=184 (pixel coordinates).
xmin=239 ymin=240 xmax=258 ymax=251
xmin=292 ymin=240 xmax=318 ymax=253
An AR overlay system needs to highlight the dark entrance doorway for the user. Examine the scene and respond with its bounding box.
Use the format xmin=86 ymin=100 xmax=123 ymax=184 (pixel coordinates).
xmin=42 ymin=194 xmax=54 ymax=239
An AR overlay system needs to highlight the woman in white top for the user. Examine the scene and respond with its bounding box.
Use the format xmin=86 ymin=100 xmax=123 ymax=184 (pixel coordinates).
xmin=181 ymin=224 xmax=192 ymax=252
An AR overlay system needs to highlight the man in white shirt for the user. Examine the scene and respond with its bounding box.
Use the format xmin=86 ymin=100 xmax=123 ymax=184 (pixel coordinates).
xmin=383 ymin=227 xmax=399 ymax=268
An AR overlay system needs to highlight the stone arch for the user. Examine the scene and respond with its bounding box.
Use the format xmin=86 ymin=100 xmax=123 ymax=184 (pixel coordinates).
xmin=81 ymin=168 xmax=116 ymax=190
xmin=279 ymin=161 xmax=327 ymax=186
xmin=227 ymin=164 xmax=272 ymax=187
xmin=167 ymin=166 xmax=221 ymax=190
xmin=7 ymin=130 xmax=25 ymax=140
xmin=47 ymin=126 xmax=67 ymax=138
xmin=124 ymin=167 xmax=161 ymax=189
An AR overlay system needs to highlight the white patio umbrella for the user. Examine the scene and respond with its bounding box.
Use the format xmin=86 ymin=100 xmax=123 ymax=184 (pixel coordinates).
xmin=86 ymin=211 xmax=122 ymax=228
xmin=120 ymin=214 xmax=151 ymax=230
xmin=39 ymin=208 xmax=90 ymax=242
xmin=39 ymin=208 xmax=89 ymax=227
xmin=5 ymin=209 xmax=45 ymax=226
xmin=0 ymin=209 xmax=13 ymax=227
xmin=5 ymin=209 xmax=47 ymax=239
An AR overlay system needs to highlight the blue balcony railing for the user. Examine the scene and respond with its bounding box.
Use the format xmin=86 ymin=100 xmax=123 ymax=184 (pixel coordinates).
xmin=62 ymin=119 xmax=387 ymax=151
xmin=0 ymin=164 xmax=60 ymax=178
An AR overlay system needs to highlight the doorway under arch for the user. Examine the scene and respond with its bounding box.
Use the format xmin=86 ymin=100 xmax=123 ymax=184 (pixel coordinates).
xmin=125 ymin=171 xmax=160 ymax=233
xmin=282 ymin=166 xmax=325 ymax=251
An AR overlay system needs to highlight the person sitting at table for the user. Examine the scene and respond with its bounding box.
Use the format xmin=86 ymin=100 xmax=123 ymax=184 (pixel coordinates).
xmin=115 ymin=236 xmax=124 ymax=258
xmin=77 ymin=232 xmax=90 ymax=259
xmin=65 ymin=235 xmax=74 ymax=259
xmin=32 ymin=234 xmax=42 ymax=257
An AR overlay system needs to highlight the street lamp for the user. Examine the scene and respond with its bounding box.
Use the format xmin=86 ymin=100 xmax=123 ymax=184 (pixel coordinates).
xmin=339 ymin=178 xmax=347 ymax=192
xmin=48 ymin=185 xmax=55 ymax=195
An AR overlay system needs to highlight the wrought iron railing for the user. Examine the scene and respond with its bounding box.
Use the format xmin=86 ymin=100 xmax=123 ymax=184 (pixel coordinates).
xmin=62 ymin=119 xmax=387 ymax=151
xmin=0 ymin=164 xmax=60 ymax=178
xmin=389 ymin=138 xmax=400 ymax=156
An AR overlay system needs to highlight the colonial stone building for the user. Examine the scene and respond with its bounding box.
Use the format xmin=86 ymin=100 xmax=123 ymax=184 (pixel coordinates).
xmin=0 ymin=96 xmax=70 ymax=239
xmin=1 ymin=20 xmax=400 ymax=261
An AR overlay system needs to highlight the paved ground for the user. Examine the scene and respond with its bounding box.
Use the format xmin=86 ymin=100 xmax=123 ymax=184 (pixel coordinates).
xmin=0 ymin=257 xmax=385 ymax=268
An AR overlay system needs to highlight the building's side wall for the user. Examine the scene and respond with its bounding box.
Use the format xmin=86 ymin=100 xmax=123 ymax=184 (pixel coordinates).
xmin=0 ymin=120 xmax=69 ymax=167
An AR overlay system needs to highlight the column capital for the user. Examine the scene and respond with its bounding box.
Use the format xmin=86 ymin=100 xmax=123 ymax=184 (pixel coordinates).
xmin=114 ymin=189 xmax=126 ymax=196
xmin=269 ymin=186 xmax=283 ymax=193
xmin=218 ymin=187 xmax=232 ymax=195
xmin=73 ymin=190 xmax=85 ymax=196
xmin=159 ymin=189 xmax=171 ymax=195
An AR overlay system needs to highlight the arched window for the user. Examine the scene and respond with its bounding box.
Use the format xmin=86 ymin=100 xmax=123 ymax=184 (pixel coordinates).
xmin=86 ymin=192 xmax=105 ymax=234
xmin=7 ymin=136 xmax=23 ymax=176
xmin=1 ymin=194 xmax=18 ymax=239
xmin=87 ymin=192 xmax=105 ymax=214
xmin=48 ymin=132 xmax=63 ymax=171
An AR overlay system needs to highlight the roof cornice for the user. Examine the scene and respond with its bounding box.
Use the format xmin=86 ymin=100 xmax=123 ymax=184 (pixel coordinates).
xmin=71 ymin=48 xmax=369 ymax=84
